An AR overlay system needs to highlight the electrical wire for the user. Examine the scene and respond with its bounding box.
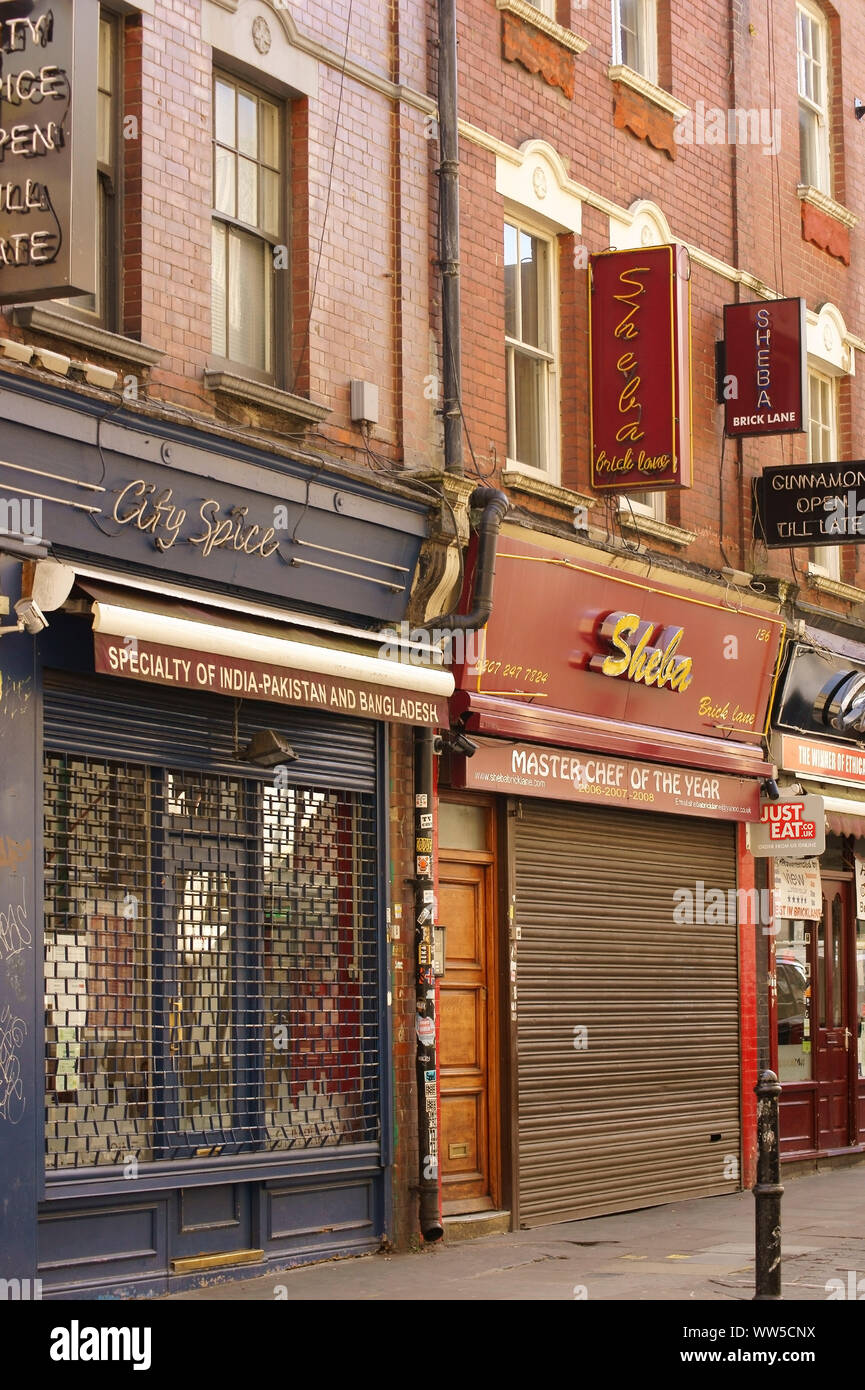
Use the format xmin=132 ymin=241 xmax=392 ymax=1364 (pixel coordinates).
xmin=607 ymin=493 xmax=641 ymax=555
xmin=718 ymin=431 xmax=734 ymax=568
xmin=359 ymin=426 xmax=465 ymax=606
xmin=290 ymin=0 xmax=355 ymax=397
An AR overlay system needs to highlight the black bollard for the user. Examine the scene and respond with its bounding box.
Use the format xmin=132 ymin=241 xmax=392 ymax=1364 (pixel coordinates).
xmin=753 ymin=1069 xmax=784 ymax=1300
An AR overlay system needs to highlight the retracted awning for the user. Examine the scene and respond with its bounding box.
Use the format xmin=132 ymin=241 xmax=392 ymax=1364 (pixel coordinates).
xmin=80 ymin=580 xmax=453 ymax=729
xmin=822 ymin=796 xmax=865 ymax=838
xmin=450 ymin=690 xmax=775 ymax=779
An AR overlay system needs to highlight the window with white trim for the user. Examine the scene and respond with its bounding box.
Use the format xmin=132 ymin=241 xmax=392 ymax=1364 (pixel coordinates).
xmin=527 ymin=0 xmax=556 ymax=18
xmin=808 ymin=368 xmax=841 ymax=580
xmin=618 ymin=491 xmax=665 ymax=523
xmin=797 ymin=1 xmax=831 ymax=195
xmin=212 ymin=73 xmax=284 ymax=380
xmin=57 ymin=9 xmax=120 ymax=327
xmin=612 ymin=0 xmax=658 ymax=84
xmin=504 ymin=219 xmax=559 ymax=480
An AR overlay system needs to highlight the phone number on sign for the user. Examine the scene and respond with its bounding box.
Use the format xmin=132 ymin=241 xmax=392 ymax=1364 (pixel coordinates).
xmin=475 ymin=659 xmax=549 ymax=683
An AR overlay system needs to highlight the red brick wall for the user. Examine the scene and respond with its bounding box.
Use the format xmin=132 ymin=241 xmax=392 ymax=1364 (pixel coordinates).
xmin=451 ymin=0 xmax=865 ymax=611
xmin=0 ymin=0 xmax=439 ymax=471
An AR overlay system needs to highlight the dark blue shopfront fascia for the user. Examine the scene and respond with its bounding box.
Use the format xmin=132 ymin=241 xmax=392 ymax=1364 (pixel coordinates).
xmin=0 ymin=373 xmax=438 ymax=1298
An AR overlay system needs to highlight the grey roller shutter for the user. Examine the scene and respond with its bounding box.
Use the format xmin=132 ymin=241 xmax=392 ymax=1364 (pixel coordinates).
xmin=42 ymin=670 xmax=376 ymax=792
xmin=514 ymin=799 xmax=740 ymax=1226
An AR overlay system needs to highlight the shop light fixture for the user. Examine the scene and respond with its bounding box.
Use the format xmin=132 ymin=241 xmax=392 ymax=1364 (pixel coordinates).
xmin=0 ymin=595 xmax=47 ymax=636
xmin=0 ymin=560 xmax=76 ymax=637
xmin=241 ymin=729 xmax=298 ymax=767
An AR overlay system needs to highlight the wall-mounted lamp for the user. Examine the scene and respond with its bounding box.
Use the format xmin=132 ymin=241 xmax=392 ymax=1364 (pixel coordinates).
xmin=856 ymin=98 xmax=865 ymax=121
xmin=0 ymin=596 xmax=47 ymax=637
xmin=241 ymin=729 xmax=297 ymax=767
xmin=0 ymin=559 xmax=75 ymax=638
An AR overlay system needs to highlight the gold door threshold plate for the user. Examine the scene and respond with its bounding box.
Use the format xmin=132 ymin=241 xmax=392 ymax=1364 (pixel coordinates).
xmin=171 ymin=1249 xmax=263 ymax=1275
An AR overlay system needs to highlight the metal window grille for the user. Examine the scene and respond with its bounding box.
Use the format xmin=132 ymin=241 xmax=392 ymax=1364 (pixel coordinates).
xmin=44 ymin=753 xmax=380 ymax=1169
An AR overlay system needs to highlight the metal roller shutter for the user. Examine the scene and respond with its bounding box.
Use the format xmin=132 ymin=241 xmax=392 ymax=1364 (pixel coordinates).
xmin=514 ymin=799 xmax=740 ymax=1226
xmin=40 ymin=670 xmax=383 ymax=1171
xmin=43 ymin=670 xmax=377 ymax=792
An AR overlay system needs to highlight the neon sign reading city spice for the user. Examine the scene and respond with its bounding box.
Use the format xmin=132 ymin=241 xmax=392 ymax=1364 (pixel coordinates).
xmin=112 ymin=480 xmax=281 ymax=560
xmin=589 ymin=245 xmax=693 ymax=492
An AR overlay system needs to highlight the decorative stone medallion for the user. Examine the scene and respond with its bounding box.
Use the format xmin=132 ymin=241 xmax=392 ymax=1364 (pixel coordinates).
xmin=252 ymin=16 xmax=272 ymax=55
xmin=532 ymin=166 xmax=547 ymax=199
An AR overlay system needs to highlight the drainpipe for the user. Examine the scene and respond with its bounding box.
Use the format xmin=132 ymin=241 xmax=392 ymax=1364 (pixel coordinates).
xmin=438 ymin=0 xmax=463 ymax=476
xmin=412 ymin=487 xmax=508 ymax=1242
xmin=414 ymin=0 xmax=504 ymax=1236
xmin=431 ymin=485 xmax=510 ymax=630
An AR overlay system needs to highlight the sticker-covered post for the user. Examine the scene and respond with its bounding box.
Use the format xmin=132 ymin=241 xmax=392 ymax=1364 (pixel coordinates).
xmin=0 ymin=557 xmax=40 ymax=1288
xmin=753 ymin=1069 xmax=784 ymax=1300
xmin=413 ymin=727 xmax=443 ymax=1241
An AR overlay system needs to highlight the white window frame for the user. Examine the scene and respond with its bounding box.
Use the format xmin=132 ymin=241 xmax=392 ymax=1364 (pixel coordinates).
xmin=808 ymin=367 xmax=841 ymax=580
xmin=796 ymin=0 xmax=832 ymax=196
xmin=611 ymin=0 xmax=658 ymax=86
xmin=527 ymin=0 xmax=556 ymax=18
xmin=211 ymin=70 xmax=285 ymax=384
xmin=618 ymin=490 xmax=665 ymax=522
xmin=504 ymin=215 xmax=561 ymax=484
xmin=55 ymin=7 xmax=120 ymax=329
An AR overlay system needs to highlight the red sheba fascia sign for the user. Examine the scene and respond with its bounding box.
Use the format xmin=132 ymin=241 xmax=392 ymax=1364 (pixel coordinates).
xmin=723 ymin=298 xmax=807 ymax=437
xmin=589 ymin=244 xmax=693 ymax=492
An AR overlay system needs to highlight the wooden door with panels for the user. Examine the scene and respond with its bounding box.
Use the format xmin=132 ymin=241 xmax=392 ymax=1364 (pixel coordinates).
xmin=438 ymin=797 xmax=501 ymax=1215
xmin=815 ymin=877 xmax=855 ymax=1150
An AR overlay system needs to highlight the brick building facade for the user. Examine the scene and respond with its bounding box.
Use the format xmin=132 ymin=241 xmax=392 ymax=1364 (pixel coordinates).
xmin=0 ymin=0 xmax=864 ymax=1295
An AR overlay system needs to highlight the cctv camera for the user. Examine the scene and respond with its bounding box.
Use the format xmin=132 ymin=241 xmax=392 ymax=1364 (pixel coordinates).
xmin=762 ymin=778 xmax=780 ymax=801
xmin=14 ymin=597 xmax=47 ymax=634
xmin=451 ymin=730 xmax=478 ymax=757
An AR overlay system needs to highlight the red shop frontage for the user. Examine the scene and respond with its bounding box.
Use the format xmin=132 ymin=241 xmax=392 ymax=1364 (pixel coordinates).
xmin=435 ymin=525 xmax=784 ymax=1228
xmin=768 ymin=636 xmax=865 ymax=1163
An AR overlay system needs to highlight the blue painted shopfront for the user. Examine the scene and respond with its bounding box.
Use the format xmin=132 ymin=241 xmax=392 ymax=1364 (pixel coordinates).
xmin=0 ymin=373 xmax=431 ymax=1297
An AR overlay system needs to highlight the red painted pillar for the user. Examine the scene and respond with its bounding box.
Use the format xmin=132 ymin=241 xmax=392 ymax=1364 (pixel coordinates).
xmin=738 ymin=821 xmax=759 ymax=1188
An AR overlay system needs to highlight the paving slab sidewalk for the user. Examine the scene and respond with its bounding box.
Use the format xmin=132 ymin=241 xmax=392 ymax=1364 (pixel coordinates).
xmin=161 ymin=1165 xmax=865 ymax=1301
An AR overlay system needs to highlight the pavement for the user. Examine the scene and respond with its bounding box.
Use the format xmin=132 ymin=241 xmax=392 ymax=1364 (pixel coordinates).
xmin=161 ymin=1164 xmax=865 ymax=1301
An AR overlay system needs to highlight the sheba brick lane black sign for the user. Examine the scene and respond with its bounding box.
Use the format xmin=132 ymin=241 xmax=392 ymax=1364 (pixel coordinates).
xmin=753 ymin=461 xmax=865 ymax=548
xmin=0 ymin=2 xmax=98 ymax=303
